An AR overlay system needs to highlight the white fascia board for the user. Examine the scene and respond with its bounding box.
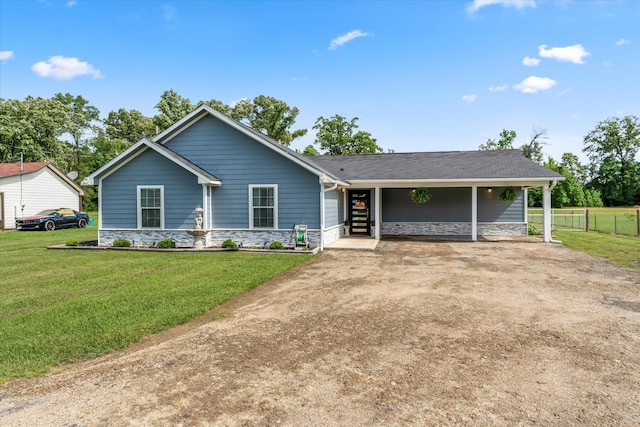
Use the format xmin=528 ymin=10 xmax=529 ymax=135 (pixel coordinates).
xmin=85 ymin=139 xmax=221 ymax=186
xmin=155 ymin=105 xmax=336 ymax=182
xmin=82 ymin=138 xmax=149 ymax=185
xmin=346 ymin=177 xmax=564 ymax=188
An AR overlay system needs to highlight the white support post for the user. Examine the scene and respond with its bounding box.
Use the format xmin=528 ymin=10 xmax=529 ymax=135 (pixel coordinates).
xmin=471 ymin=185 xmax=478 ymax=242
xmin=374 ymin=187 xmax=381 ymax=240
xmin=543 ymin=184 xmax=552 ymax=242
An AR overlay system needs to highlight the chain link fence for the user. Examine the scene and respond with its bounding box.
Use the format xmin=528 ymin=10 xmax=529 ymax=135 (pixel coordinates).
xmin=528 ymin=209 xmax=640 ymax=237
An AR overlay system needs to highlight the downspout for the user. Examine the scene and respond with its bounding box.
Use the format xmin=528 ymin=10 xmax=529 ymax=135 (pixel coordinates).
xmin=319 ymin=177 xmax=338 ymax=251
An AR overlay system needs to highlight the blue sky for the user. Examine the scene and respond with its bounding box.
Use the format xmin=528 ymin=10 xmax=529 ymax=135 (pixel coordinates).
xmin=1 ymin=0 xmax=639 ymax=162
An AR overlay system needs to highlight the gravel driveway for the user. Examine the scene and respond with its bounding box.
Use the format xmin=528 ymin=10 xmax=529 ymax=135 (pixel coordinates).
xmin=1 ymin=239 xmax=639 ymax=426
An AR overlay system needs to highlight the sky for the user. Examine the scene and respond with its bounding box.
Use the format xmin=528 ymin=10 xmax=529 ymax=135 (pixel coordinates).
xmin=1 ymin=0 xmax=639 ymax=163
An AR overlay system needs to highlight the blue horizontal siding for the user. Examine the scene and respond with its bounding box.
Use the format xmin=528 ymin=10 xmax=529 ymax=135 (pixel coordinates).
xmin=102 ymin=148 xmax=203 ymax=229
xmin=382 ymin=187 xmax=524 ymax=223
xmin=383 ymin=188 xmax=472 ymax=222
xmin=166 ymin=115 xmax=321 ymax=229
xmin=324 ymin=189 xmax=340 ymax=227
xmin=478 ymin=187 xmax=524 ymax=222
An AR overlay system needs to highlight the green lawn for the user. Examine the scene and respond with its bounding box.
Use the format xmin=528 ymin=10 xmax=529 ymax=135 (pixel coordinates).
xmin=0 ymin=223 xmax=313 ymax=383
xmin=554 ymin=230 xmax=640 ymax=271
xmin=528 ymin=207 xmax=639 ymax=235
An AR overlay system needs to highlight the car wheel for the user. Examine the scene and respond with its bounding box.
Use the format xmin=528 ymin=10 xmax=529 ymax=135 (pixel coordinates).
xmin=77 ymin=218 xmax=87 ymax=228
xmin=44 ymin=220 xmax=56 ymax=231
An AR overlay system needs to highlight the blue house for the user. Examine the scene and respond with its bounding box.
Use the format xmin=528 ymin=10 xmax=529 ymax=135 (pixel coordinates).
xmin=83 ymin=105 xmax=564 ymax=249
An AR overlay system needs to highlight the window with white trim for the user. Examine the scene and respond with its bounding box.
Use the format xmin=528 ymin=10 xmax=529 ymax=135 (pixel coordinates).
xmin=137 ymin=186 xmax=164 ymax=228
xmin=249 ymin=185 xmax=277 ymax=229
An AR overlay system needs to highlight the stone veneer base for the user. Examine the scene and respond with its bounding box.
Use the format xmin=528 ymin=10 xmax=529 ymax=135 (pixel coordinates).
xmin=381 ymin=222 xmax=527 ymax=236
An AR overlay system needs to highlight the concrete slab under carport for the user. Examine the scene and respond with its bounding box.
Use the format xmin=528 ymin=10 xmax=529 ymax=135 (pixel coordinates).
xmin=325 ymin=236 xmax=380 ymax=250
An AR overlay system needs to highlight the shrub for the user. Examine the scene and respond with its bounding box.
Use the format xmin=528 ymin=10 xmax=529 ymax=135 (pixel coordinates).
xmin=269 ymin=241 xmax=284 ymax=250
xmin=411 ymin=187 xmax=431 ymax=204
xmin=499 ymin=186 xmax=517 ymax=202
xmin=65 ymin=239 xmax=80 ymax=247
xmin=156 ymin=238 xmax=176 ymax=249
xmin=528 ymin=224 xmax=542 ymax=236
xmin=113 ymin=238 xmax=131 ymax=247
xmin=221 ymin=239 xmax=238 ymax=249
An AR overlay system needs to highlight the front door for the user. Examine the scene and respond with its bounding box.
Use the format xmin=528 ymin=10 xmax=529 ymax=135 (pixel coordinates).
xmin=349 ymin=191 xmax=370 ymax=235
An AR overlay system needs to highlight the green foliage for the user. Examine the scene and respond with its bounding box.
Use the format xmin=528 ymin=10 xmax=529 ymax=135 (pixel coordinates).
xmin=499 ymin=186 xmax=517 ymax=201
xmin=156 ymin=238 xmax=176 ymax=249
xmin=301 ymin=144 xmax=320 ymax=156
xmin=221 ymin=239 xmax=238 ymax=249
xmin=269 ymin=241 xmax=284 ymax=250
xmin=411 ymin=188 xmax=431 ymax=204
xmin=479 ymin=129 xmax=516 ymax=151
xmin=312 ymin=114 xmax=383 ymax=155
xmin=583 ymin=115 xmax=640 ymax=206
xmin=103 ymin=108 xmax=155 ymax=143
xmin=65 ymin=239 xmax=80 ymax=246
xmin=243 ymin=95 xmax=307 ymax=145
xmin=0 ymin=228 xmax=310 ymax=382
xmin=527 ymin=224 xmax=541 ymax=236
xmin=152 ymin=89 xmax=195 ymax=133
xmin=113 ymin=238 xmax=131 ymax=247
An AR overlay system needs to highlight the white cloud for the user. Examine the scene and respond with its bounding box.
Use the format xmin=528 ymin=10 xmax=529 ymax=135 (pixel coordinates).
xmin=489 ymin=84 xmax=508 ymax=92
xmin=514 ymin=76 xmax=557 ymax=93
xmin=329 ymin=30 xmax=371 ymax=50
xmin=0 ymin=51 xmax=14 ymax=61
xmin=67 ymin=0 xmax=77 ymax=6
xmin=538 ymin=44 xmax=590 ymax=64
xmin=162 ymin=4 xmax=176 ymax=21
xmin=522 ymin=56 xmax=540 ymax=66
xmin=616 ymin=38 xmax=630 ymax=46
xmin=466 ymin=0 xmax=536 ymax=14
xmin=462 ymin=94 xmax=477 ymax=103
xmin=31 ymin=55 xmax=103 ymax=80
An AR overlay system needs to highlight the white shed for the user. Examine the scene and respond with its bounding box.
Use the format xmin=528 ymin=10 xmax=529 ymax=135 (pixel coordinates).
xmin=0 ymin=162 xmax=87 ymax=230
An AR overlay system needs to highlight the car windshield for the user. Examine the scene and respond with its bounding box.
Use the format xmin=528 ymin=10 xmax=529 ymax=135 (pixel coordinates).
xmin=36 ymin=209 xmax=58 ymax=215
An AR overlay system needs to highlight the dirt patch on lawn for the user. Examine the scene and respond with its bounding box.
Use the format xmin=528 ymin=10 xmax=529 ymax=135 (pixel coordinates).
xmin=1 ymin=240 xmax=639 ymax=426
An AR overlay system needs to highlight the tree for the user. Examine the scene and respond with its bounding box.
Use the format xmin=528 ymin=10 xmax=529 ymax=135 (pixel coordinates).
xmin=301 ymin=145 xmax=320 ymax=156
xmin=241 ymin=95 xmax=307 ymax=145
xmin=53 ymin=93 xmax=100 ymax=170
xmin=479 ymin=129 xmax=516 ymax=151
xmin=0 ymin=96 xmax=73 ymax=168
xmin=152 ymin=89 xmax=195 ymax=133
xmin=583 ymin=115 xmax=640 ymax=206
xmin=521 ymin=127 xmax=548 ymax=164
xmin=103 ymin=108 xmax=155 ymax=143
xmin=312 ymin=115 xmax=382 ymax=155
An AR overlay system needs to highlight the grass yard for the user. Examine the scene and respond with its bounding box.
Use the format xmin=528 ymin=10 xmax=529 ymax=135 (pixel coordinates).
xmin=554 ymin=230 xmax=640 ymax=271
xmin=529 ymin=207 xmax=639 ymax=236
xmin=0 ymin=223 xmax=313 ymax=383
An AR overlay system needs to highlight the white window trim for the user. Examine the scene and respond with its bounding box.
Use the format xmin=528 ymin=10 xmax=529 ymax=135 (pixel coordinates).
xmin=137 ymin=185 xmax=165 ymax=229
xmin=248 ymin=184 xmax=278 ymax=229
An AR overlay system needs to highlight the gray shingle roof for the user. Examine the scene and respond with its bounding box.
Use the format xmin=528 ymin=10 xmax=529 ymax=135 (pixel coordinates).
xmin=310 ymin=150 xmax=563 ymax=181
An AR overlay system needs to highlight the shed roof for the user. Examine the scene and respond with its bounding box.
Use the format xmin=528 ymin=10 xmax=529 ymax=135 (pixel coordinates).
xmin=310 ymin=150 xmax=563 ymax=182
xmin=0 ymin=162 xmax=87 ymax=195
xmin=0 ymin=162 xmax=49 ymax=178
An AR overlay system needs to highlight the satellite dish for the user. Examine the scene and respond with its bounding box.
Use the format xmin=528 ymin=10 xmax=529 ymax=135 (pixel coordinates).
xmin=67 ymin=171 xmax=78 ymax=180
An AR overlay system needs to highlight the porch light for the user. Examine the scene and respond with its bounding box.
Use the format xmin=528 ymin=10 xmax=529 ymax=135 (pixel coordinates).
xmin=487 ymin=188 xmax=493 ymax=193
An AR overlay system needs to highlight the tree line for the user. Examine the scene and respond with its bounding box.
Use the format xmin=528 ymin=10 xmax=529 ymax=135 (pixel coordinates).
xmin=479 ymin=117 xmax=640 ymax=208
xmin=1 ymin=90 xmax=638 ymax=209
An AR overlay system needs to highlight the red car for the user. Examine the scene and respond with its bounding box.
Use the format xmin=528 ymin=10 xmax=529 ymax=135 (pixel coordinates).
xmin=15 ymin=208 xmax=90 ymax=231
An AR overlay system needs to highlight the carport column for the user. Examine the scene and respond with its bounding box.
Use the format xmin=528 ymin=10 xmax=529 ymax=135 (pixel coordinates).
xmin=374 ymin=187 xmax=381 ymax=240
xmin=543 ymin=184 xmax=552 ymax=243
xmin=471 ymin=185 xmax=478 ymax=242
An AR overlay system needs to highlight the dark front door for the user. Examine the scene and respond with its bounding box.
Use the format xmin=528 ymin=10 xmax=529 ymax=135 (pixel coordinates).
xmin=349 ymin=191 xmax=370 ymax=235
